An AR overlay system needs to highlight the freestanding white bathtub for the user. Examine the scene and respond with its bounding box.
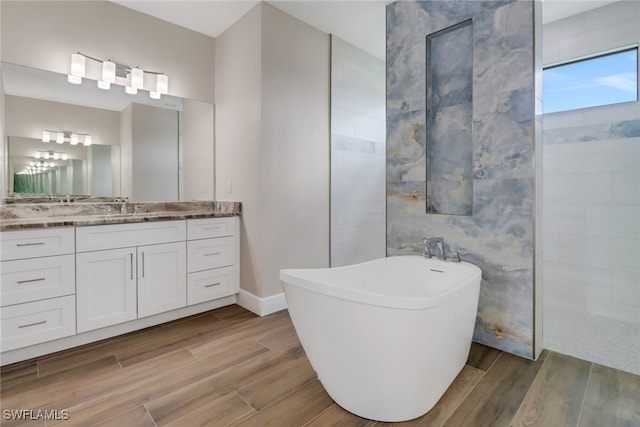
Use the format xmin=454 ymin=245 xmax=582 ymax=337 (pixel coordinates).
xmin=280 ymin=255 xmax=482 ymax=422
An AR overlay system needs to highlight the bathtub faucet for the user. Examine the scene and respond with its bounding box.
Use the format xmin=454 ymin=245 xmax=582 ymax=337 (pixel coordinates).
xmin=421 ymin=237 xmax=446 ymax=260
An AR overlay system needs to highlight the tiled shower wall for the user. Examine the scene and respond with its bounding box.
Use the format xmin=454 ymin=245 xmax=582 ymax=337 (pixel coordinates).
xmin=542 ymin=1 xmax=640 ymax=374
xmin=543 ymin=104 xmax=640 ymax=323
xmin=386 ymin=0 xmax=541 ymax=358
xmin=331 ymin=36 xmax=386 ymax=267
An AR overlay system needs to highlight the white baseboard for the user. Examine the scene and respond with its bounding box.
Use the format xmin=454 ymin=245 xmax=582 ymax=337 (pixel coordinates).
xmin=237 ymin=289 xmax=288 ymax=316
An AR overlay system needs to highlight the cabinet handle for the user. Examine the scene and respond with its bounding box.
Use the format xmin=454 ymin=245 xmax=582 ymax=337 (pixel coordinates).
xmin=141 ymin=252 xmax=145 ymax=278
xmin=16 ymin=242 xmax=46 ymax=247
xmin=204 ymin=252 xmax=221 ymax=257
xmin=17 ymin=277 xmax=46 ymax=284
xmin=204 ymin=282 xmax=221 ymax=288
xmin=130 ymin=253 xmax=134 ymax=280
xmin=18 ymin=320 xmax=47 ymax=328
xmin=204 ymin=226 xmax=221 ymax=230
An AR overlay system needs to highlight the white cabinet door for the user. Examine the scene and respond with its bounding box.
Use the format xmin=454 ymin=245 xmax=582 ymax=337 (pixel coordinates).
xmin=76 ymin=247 xmax=137 ymax=333
xmin=137 ymin=241 xmax=186 ymax=318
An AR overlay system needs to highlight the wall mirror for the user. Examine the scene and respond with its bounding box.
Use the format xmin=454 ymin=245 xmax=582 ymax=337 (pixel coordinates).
xmin=1 ymin=61 xmax=197 ymax=203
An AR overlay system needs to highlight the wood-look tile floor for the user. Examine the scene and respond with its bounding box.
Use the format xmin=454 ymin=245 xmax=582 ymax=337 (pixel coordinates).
xmin=1 ymin=305 xmax=639 ymax=427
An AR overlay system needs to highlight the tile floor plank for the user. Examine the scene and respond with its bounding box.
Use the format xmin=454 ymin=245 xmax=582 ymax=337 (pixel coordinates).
xmin=467 ymin=342 xmax=503 ymax=371
xmin=232 ymin=379 xmax=334 ymax=427
xmin=92 ymin=406 xmax=156 ymax=427
xmin=304 ymin=403 xmax=376 ymax=426
xmin=1 ymin=355 xmax=123 ymax=411
xmin=145 ymin=345 xmax=307 ymax=425
xmin=511 ymin=352 xmax=591 ymax=427
xmin=578 ymin=363 xmax=640 ymax=427
xmin=442 ymin=351 xmax=549 ymax=427
xmin=160 ymin=392 xmax=255 ymax=427
xmin=236 ymin=356 xmax=317 ymax=410
xmin=0 ymin=362 xmax=38 ymax=389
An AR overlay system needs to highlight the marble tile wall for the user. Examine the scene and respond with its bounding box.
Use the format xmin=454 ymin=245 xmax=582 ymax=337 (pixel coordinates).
xmin=331 ymin=36 xmax=386 ymax=267
xmin=387 ymin=0 xmax=539 ymax=358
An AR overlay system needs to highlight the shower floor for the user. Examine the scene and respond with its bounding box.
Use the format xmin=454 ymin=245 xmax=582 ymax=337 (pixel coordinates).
xmin=544 ymin=306 xmax=640 ymax=376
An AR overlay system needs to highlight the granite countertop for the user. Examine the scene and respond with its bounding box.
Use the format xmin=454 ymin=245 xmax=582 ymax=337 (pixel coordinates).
xmin=0 ymin=201 xmax=241 ymax=231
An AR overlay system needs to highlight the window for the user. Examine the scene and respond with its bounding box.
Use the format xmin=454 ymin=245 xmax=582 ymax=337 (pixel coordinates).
xmin=543 ymin=47 xmax=638 ymax=114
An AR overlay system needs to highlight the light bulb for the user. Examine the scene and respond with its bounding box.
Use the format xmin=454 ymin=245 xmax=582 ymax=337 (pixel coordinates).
xmin=131 ymin=67 xmax=144 ymax=89
xmin=156 ymin=74 xmax=168 ymax=94
xmin=70 ymin=133 xmax=79 ymax=145
xmin=62 ymin=153 xmax=68 ymax=160
xmin=97 ymin=80 xmax=111 ymax=90
xmin=102 ymin=60 xmax=116 ymax=83
xmin=56 ymin=132 xmax=64 ymax=144
xmin=68 ymin=53 xmax=85 ymax=84
xmin=83 ymin=135 xmax=92 ymax=146
xmin=44 ymin=152 xmax=50 ymax=160
xmin=42 ymin=130 xmax=50 ymax=142
xmin=125 ymin=86 xmax=137 ymax=95
xmin=35 ymin=152 xmax=41 ymax=159
xmin=150 ymin=91 xmax=161 ymax=99
xmin=53 ymin=152 xmax=60 ymax=160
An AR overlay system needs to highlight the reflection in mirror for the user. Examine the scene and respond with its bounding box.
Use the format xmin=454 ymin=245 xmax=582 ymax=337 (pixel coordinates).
xmin=2 ymin=62 xmax=184 ymax=202
xmin=8 ymin=136 xmax=120 ymax=197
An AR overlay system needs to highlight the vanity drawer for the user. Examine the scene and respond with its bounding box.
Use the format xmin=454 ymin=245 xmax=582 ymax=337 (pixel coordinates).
xmin=1 ymin=255 xmax=75 ymax=306
xmin=187 ymin=217 xmax=236 ymax=240
xmin=1 ymin=295 xmax=76 ymax=352
xmin=76 ymin=220 xmax=186 ymax=252
xmin=187 ymin=266 xmax=238 ymax=305
xmin=0 ymin=227 xmax=75 ymax=261
xmin=187 ymin=236 xmax=235 ymax=273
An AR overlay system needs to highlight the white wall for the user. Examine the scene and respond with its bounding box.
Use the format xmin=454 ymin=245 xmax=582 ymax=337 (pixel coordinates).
xmin=215 ymin=5 xmax=264 ymax=297
xmin=215 ymin=3 xmax=330 ymax=299
xmin=330 ymin=36 xmax=386 ymax=267
xmin=542 ymin=0 xmax=640 ymax=374
xmin=261 ymin=3 xmax=330 ymax=297
xmin=183 ymin=99 xmax=215 ymax=201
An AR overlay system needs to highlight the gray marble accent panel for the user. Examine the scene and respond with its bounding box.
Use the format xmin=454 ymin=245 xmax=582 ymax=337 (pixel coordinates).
xmin=387 ymin=0 xmax=538 ymax=359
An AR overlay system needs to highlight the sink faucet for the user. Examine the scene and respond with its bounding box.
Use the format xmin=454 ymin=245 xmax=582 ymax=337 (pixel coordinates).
xmin=120 ymin=202 xmax=128 ymax=215
xmin=422 ymin=237 xmax=446 ymax=260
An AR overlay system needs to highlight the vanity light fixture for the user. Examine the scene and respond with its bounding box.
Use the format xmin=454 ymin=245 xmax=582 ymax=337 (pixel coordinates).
xmin=42 ymin=130 xmax=92 ymax=146
xmin=67 ymin=52 xmax=169 ymax=99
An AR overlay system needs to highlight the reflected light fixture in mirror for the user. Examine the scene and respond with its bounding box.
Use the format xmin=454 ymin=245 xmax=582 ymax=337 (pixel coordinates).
xmin=67 ymin=52 xmax=169 ymax=99
xmin=35 ymin=150 xmax=67 ymax=161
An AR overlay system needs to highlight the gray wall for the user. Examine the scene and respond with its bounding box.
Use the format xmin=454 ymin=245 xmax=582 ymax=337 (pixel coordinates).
xmin=386 ymin=0 xmax=542 ymax=358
